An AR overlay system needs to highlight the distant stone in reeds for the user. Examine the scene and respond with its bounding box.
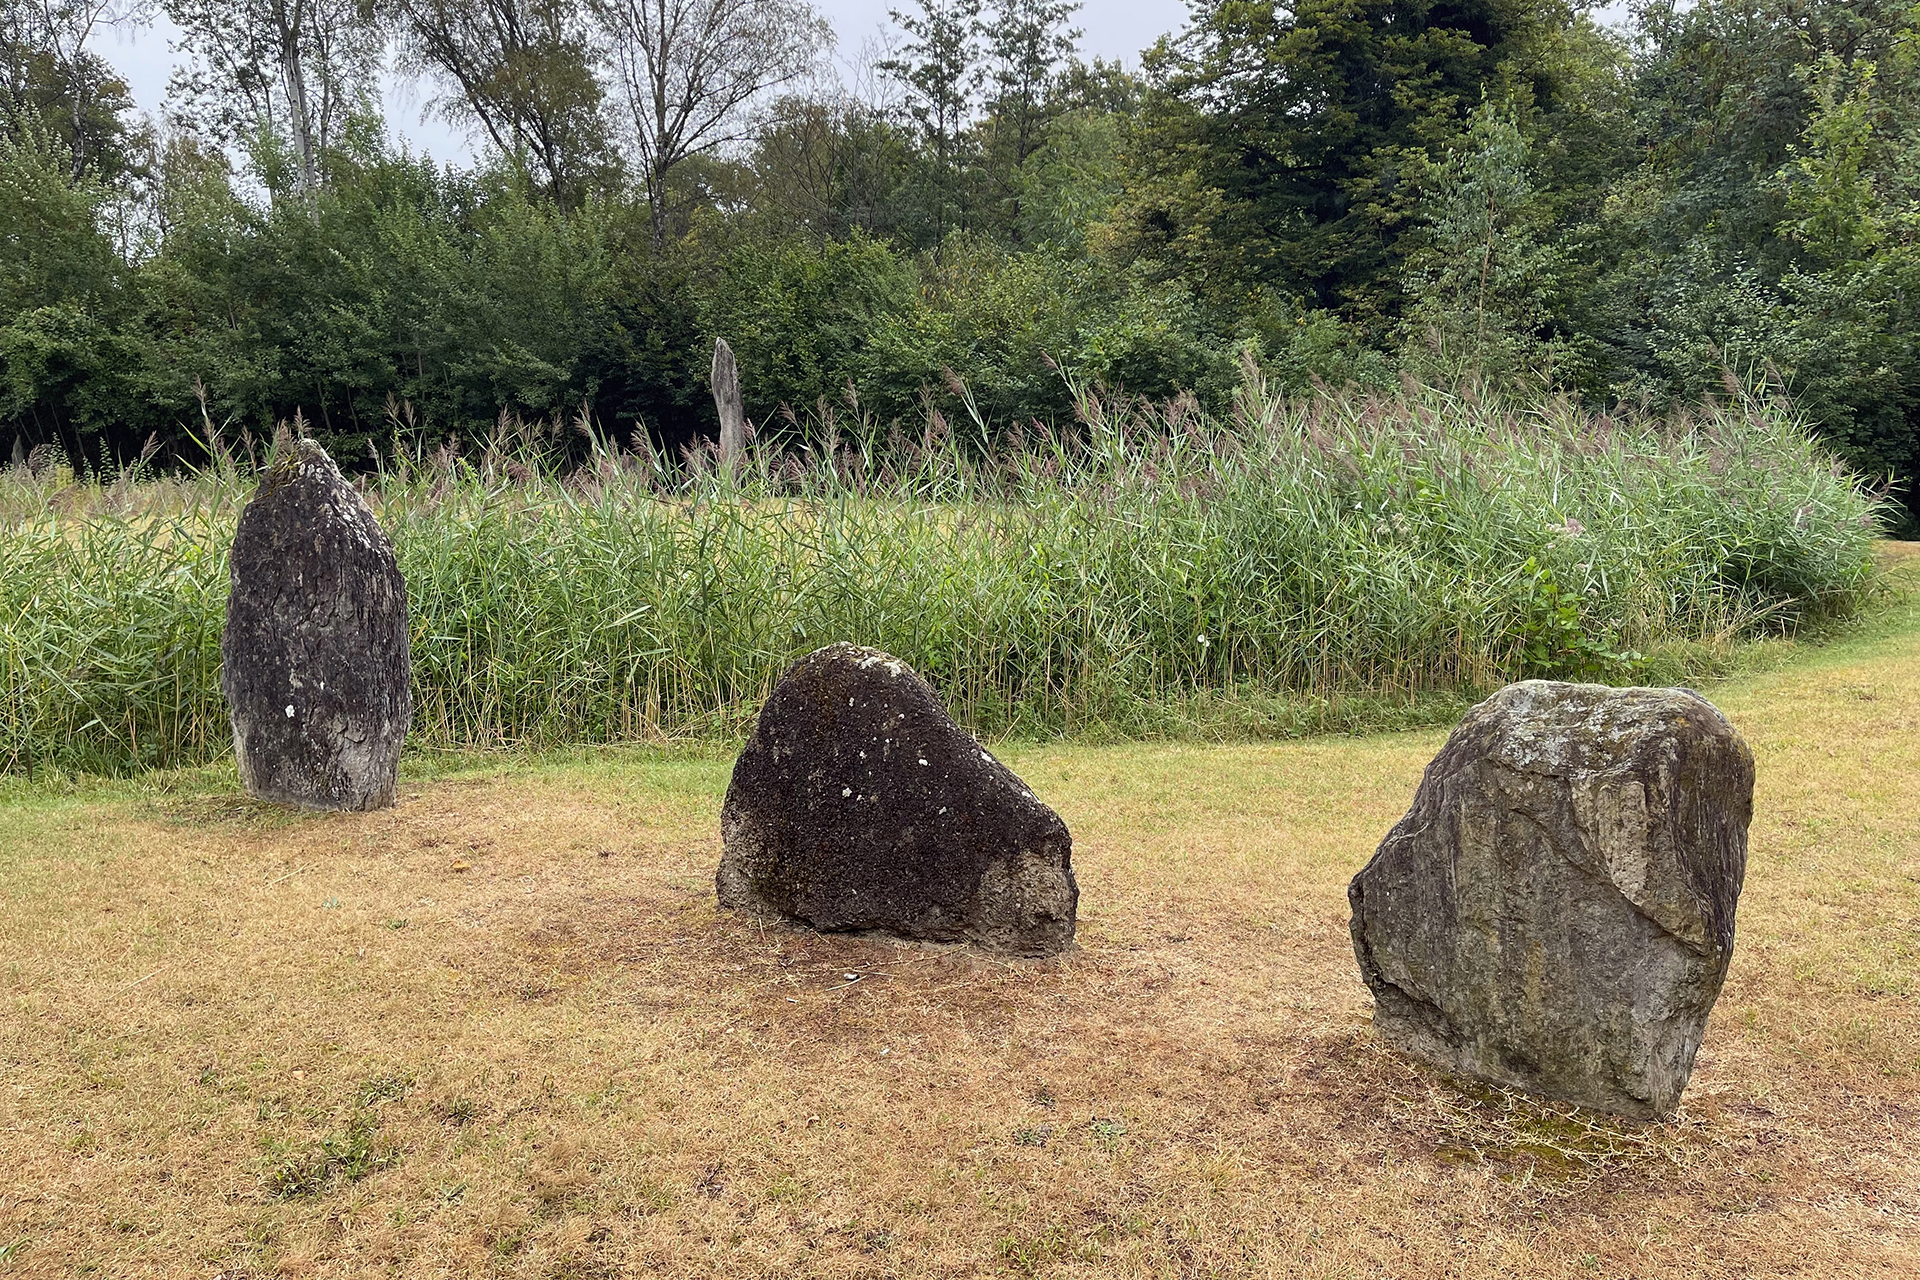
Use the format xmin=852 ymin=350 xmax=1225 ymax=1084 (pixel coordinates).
xmin=711 ymin=337 xmax=746 ymax=465
xmin=717 ymin=643 xmax=1078 ymax=956
xmin=1348 ymin=680 xmax=1754 ymax=1118
xmin=221 ymin=439 xmax=411 ymax=811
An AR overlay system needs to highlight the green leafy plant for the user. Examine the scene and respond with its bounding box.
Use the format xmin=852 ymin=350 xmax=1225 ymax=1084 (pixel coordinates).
xmin=261 ymin=1112 xmax=397 ymax=1200
xmin=1511 ymin=558 xmax=1644 ymax=682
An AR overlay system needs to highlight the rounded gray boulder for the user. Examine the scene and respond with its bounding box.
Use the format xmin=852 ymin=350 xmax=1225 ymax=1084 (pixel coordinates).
xmin=1348 ymin=680 xmax=1754 ymax=1117
xmin=718 ymin=644 xmax=1077 ymax=956
xmin=221 ymin=440 xmax=411 ymax=811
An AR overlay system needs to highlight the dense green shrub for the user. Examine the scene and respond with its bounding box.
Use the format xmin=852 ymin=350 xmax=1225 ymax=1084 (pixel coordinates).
xmin=700 ymin=231 xmax=919 ymax=425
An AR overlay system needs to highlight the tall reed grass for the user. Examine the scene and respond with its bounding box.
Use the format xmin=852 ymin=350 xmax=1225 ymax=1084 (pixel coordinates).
xmin=0 ymin=370 xmax=1886 ymax=775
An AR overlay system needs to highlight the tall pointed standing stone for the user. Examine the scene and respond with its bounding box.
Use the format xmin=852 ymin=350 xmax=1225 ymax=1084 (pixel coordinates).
xmin=711 ymin=337 xmax=746 ymax=466
xmin=221 ymin=439 xmax=411 ymax=811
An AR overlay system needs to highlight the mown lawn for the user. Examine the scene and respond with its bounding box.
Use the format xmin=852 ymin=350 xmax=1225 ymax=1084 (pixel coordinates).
xmin=2 ymin=554 xmax=1917 ymax=1278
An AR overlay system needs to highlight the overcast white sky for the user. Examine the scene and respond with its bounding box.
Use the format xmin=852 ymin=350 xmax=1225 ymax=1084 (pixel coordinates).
xmin=85 ymin=0 xmax=1637 ymax=167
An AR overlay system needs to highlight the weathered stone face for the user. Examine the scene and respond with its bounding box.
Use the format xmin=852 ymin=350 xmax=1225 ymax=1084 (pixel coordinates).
xmin=1348 ymin=680 xmax=1753 ymax=1117
xmin=718 ymin=644 xmax=1077 ymax=956
xmin=221 ymin=440 xmax=411 ymax=811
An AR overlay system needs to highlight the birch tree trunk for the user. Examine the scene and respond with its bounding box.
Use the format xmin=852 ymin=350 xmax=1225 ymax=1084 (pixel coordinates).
xmin=274 ymin=0 xmax=320 ymax=195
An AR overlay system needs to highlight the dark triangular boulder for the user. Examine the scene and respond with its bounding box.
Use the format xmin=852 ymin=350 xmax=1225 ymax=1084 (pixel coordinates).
xmin=221 ymin=439 xmax=411 ymax=810
xmin=718 ymin=644 xmax=1077 ymax=956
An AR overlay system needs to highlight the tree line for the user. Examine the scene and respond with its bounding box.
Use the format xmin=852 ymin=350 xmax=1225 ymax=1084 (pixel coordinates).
xmin=3 ymin=0 xmax=1917 ymax=517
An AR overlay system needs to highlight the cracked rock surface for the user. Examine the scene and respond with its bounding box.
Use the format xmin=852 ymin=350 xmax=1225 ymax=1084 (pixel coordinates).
xmin=718 ymin=643 xmax=1077 ymax=956
xmin=221 ymin=440 xmax=411 ymax=811
xmin=1348 ymin=680 xmax=1753 ymax=1117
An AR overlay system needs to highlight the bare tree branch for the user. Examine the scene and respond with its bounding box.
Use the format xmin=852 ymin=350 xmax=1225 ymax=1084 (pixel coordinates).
xmin=390 ymin=0 xmax=610 ymax=205
xmin=591 ymin=0 xmax=827 ymax=245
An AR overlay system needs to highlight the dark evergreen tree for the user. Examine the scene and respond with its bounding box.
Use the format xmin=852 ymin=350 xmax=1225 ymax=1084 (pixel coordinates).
xmin=1120 ymin=0 xmax=1585 ymax=326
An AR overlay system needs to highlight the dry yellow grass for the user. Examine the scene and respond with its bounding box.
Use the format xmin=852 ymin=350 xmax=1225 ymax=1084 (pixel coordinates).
xmin=4 ymin=560 xmax=1919 ymax=1278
